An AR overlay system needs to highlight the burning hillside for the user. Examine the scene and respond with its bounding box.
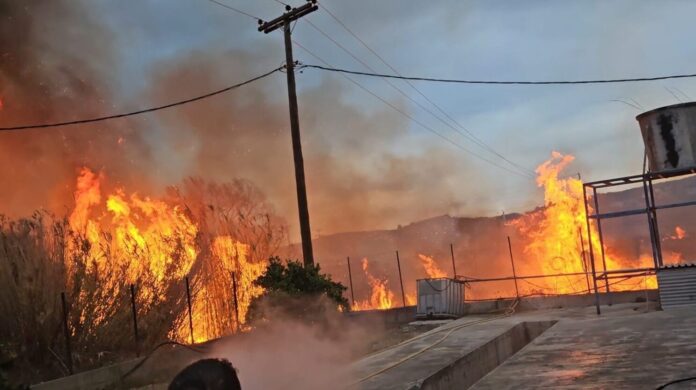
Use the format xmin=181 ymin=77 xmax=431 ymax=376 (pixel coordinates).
xmin=332 ymin=151 xmax=690 ymax=307
xmin=508 ymin=151 xmax=658 ymax=294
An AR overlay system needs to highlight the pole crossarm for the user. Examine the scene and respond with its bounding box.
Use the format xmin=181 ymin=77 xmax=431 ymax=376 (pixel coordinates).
xmin=258 ymin=1 xmax=318 ymax=34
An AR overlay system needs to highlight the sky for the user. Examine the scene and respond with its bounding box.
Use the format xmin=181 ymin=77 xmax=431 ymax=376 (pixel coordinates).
xmin=3 ymin=0 xmax=696 ymax=239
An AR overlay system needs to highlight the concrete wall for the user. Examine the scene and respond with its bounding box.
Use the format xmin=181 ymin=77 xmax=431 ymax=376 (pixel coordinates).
xmin=345 ymin=305 xmax=417 ymax=326
xmin=419 ymin=321 xmax=557 ymax=390
xmin=464 ymin=290 xmax=659 ymax=315
xmin=345 ymin=291 xmax=658 ymax=325
xmin=32 ymin=344 xmax=201 ymax=390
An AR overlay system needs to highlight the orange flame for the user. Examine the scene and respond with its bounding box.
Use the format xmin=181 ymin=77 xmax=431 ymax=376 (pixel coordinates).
xmin=668 ymin=226 xmax=687 ymax=240
xmin=510 ymin=152 xmax=657 ymax=294
xmin=417 ymin=254 xmax=448 ymax=278
xmin=352 ymin=258 xmax=395 ymax=311
xmin=66 ymin=167 xmax=268 ymax=342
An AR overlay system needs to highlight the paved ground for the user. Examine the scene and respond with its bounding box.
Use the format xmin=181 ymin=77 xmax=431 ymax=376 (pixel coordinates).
xmin=473 ymin=304 xmax=696 ymax=390
xmin=351 ymin=304 xmax=536 ymax=390
xmin=33 ymin=298 xmax=696 ymax=389
xmin=350 ymin=301 xmax=696 ymax=389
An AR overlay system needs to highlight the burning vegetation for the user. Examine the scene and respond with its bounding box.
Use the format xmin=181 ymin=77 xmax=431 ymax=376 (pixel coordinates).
xmin=345 ymin=151 xmax=687 ymax=307
xmin=0 ymin=167 xmax=287 ymax=381
xmin=352 ymin=259 xmax=395 ymax=311
xmin=1 ymin=152 xmax=691 ymax=383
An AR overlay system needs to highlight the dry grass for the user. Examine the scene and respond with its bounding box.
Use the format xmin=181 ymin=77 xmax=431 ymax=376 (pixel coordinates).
xmin=0 ymin=178 xmax=287 ymax=385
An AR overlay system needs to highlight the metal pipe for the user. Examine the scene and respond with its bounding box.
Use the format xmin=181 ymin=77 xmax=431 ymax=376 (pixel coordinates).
xmin=642 ymin=176 xmax=661 ymax=270
xmin=60 ymin=292 xmax=73 ymax=374
xmin=395 ymin=250 xmax=406 ymax=307
xmin=463 ymin=271 xmax=592 ymax=283
xmin=578 ymin=227 xmax=591 ymax=294
xmin=506 ymin=236 xmax=520 ymax=299
xmin=185 ymin=276 xmax=194 ymax=344
xmin=596 ymin=267 xmax=657 ymax=278
xmin=583 ymin=184 xmax=602 ymax=315
xmin=588 ymin=199 xmax=696 ymax=220
xmin=648 ymin=178 xmax=664 ymax=266
xmin=129 ymin=284 xmax=140 ymax=357
xmin=592 ymin=187 xmax=611 ymax=295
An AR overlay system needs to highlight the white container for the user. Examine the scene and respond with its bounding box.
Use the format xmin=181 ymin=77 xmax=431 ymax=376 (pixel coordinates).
xmin=416 ymin=278 xmax=466 ymax=319
xmin=636 ymin=102 xmax=696 ymax=172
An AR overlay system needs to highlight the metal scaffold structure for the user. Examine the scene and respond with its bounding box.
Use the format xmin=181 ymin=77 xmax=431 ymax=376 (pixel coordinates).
xmin=584 ymin=101 xmax=696 ymax=314
xmin=583 ymin=166 xmax=696 ymax=314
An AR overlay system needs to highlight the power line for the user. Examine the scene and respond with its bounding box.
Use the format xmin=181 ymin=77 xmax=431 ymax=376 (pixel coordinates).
xmin=0 ymin=66 xmax=283 ymax=131
xmin=291 ymin=39 xmax=533 ymax=179
xmin=314 ymin=1 xmax=535 ymax=176
xmin=198 ymin=0 xmax=532 ymax=179
xmin=203 ymin=0 xmax=261 ymax=21
xmin=301 ymin=63 xmax=696 ymax=85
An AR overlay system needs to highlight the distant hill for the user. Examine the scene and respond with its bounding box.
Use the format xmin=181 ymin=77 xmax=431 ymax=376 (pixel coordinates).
xmin=283 ymin=175 xmax=696 ymax=302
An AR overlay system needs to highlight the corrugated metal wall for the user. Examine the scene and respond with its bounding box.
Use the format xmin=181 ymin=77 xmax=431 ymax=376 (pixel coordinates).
xmin=416 ymin=278 xmax=466 ymax=319
xmin=657 ymin=265 xmax=696 ymax=309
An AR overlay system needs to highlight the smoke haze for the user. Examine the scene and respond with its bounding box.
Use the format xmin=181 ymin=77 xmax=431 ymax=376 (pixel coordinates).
xmin=0 ymin=0 xmax=500 ymax=240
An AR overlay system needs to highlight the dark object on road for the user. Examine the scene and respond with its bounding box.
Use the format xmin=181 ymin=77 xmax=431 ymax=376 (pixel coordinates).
xmin=168 ymin=358 xmax=241 ymax=390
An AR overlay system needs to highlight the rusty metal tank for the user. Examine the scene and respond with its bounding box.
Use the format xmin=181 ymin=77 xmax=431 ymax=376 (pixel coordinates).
xmin=636 ymin=102 xmax=696 ymax=172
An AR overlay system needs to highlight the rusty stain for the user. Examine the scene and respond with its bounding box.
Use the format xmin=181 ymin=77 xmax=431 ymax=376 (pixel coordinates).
xmin=657 ymin=113 xmax=680 ymax=167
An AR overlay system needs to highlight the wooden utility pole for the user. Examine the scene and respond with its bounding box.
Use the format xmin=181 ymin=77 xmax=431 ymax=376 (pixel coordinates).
xmin=259 ymin=1 xmax=318 ymax=266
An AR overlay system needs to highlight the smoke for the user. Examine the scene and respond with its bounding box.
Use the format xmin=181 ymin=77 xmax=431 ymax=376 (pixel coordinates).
xmin=149 ymin=50 xmax=482 ymax=238
xmin=0 ymin=0 xmax=495 ymax=241
xmin=205 ymin=297 xmax=381 ymax=390
xmin=0 ymin=0 xmax=160 ymax=215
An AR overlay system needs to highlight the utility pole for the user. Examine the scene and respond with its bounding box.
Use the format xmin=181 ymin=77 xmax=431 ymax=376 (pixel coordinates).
xmin=259 ymin=1 xmax=318 ymax=267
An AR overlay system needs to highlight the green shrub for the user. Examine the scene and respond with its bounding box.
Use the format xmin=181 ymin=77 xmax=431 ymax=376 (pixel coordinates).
xmin=246 ymin=258 xmax=349 ymax=325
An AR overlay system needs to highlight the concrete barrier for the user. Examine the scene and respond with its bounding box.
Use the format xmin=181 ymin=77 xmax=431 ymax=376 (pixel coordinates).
xmin=32 ymin=343 xmax=201 ymax=390
xmin=464 ymin=290 xmax=658 ymax=315
xmin=345 ymin=305 xmax=417 ymax=325
xmin=419 ymin=321 xmax=557 ymax=390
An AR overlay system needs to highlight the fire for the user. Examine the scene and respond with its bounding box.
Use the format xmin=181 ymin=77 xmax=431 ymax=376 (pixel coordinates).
xmin=667 ymin=226 xmax=687 ymax=240
xmin=65 ymin=167 xmax=269 ymax=342
xmin=352 ymin=258 xmax=395 ymax=311
xmin=510 ymin=152 xmax=658 ymax=294
xmin=418 ymin=254 xmax=448 ymax=278
xmin=210 ymin=236 xmax=266 ymax=328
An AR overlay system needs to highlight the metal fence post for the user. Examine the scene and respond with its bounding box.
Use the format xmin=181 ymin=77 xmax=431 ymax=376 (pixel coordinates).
xmin=583 ymin=184 xmax=602 ymax=315
xmin=129 ymin=284 xmax=140 ymax=357
xmin=185 ymin=277 xmax=194 ymax=344
xmin=60 ymin=292 xmax=73 ymax=374
xmin=231 ymin=272 xmax=240 ymax=333
xmin=346 ymin=256 xmax=355 ymax=307
xmin=450 ymin=243 xmax=458 ymax=278
xmin=395 ymin=250 xmax=406 ymax=307
xmin=507 ymin=236 xmax=520 ymax=299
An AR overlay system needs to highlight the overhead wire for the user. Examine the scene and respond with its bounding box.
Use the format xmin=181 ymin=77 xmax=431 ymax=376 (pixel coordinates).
xmin=301 ymin=63 xmax=696 ymax=85
xmin=201 ymin=0 xmax=534 ymax=178
xmin=302 ymin=17 xmax=535 ymax=178
xmin=315 ymin=1 xmax=535 ymax=176
xmin=290 ymin=40 xmax=533 ymax=179
xmin=203 ymin=0 xmax=261 ymax=20
xmin=0 ymin=66 xmax=283 ymax=131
